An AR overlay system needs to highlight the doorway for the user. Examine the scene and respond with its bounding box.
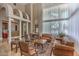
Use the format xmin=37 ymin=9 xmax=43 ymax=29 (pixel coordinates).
xmin=21 ymin=21 xmax=27 ymax=38
xmin=2 ymin=20 xmax=8 ymax=42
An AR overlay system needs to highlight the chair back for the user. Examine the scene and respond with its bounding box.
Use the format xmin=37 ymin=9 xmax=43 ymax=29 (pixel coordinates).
xmin=41 ymin=34 xmax=53 ymax=43
xmin=53 ymin=44 xmax=74 ymax=56
xmin=19 ymin=41 xmax=29 ymax=53
xmin=29 ymin=33 xmax=39 ymax=40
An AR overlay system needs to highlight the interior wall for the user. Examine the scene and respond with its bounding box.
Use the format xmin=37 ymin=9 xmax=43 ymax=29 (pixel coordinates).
xmin=0 ymin=6 xmax=6 ymax=40
xmin=25 ymin=3 xmax=43 ymax=34
xmin=10 ymin=3 xmax=43 ymax=34
xmin=11 ymin=23 xmax=19 ymax=31
xmin=68 ymin=6 xmax=79 ymax=52
xmin=32 ymin=3 xmax=43 ymax=34
xmin=68 ymin=5 xmax=79 ymax=39
xmin=11 ymin=20 xmax=20 ymax=37
xmin=11 ymin=3 xmax=26 ymax=12
xmin=25 ymin=4 xmax=31 ymax=33
xmin=25 ymin=4 xmax=31 ymax=20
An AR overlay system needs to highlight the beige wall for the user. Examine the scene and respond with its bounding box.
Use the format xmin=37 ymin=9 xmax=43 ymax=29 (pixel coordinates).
xmin=11 ymin=3 xmax=43 ymax=34
xmin=32 ymin=3 xmax=43 ymax=34
xmin=25 ymin=4 xmax=31 ymax=20
xmin=25 ymin=3 xmax=43 ymax=34
xmin=9 ymin=3 xmax=26 ymax=12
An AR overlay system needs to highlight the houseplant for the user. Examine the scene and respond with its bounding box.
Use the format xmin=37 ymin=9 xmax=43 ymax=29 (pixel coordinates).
xmin=58 ymin=32 xmax=66 ymax=44
xmin=58 ymin=32 xmax=65 ymax=38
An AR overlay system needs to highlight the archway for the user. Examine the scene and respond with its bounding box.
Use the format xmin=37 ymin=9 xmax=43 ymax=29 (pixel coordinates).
xmin=0 ymin=7 xmax=6 ymax=17
xmin=0 ymin=4 xmax=31 ymax=43
xmin=0 ymin=7 xmax=8 ymax=42
xmin=0 ymin=4 xmax=13 ymax=43
xmin=21 ymin=12 xmax=30 ymax=37
xmin=13 ymin=9 xmax=20 ymax=16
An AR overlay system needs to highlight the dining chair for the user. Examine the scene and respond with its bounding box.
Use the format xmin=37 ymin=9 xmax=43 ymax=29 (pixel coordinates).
xmin=11 ymin=38 xmax=20 ymax=53
xmin=19 ymin=41 xmax=37 ymax=56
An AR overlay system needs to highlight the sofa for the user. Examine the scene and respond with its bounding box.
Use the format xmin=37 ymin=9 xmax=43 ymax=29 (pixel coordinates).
xmin=53 ymin=44 xmax=74 ymax=56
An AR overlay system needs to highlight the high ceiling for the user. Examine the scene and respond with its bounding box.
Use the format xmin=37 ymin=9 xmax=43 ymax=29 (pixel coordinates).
xmin=42 ymin=3 xmax=64 ymax=9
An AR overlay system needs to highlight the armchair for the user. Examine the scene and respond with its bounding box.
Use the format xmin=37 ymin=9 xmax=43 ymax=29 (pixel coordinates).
xmin=53 ymin=44 xmax=74 ymax=56
xmin=19 ymin=41 xmax=37 ymax=56
xmin=41 ymin=34 xmax=53 ymax=43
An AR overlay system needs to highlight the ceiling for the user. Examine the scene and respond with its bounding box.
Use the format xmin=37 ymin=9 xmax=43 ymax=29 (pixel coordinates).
xmin=42 ymin=3 xmax=64 ymax=9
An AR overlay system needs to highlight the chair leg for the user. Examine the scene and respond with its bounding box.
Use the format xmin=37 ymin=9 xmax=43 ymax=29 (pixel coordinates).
xmin=21 ymin=53 xmax=22 ymax=56
xmin=16 ymin=45 xmax=17 ymax=53
xmin=50 ymin=47 xmax=53 ymax=56
xmin=11 ymin=43 xmax=13 ymax=51
xmin=41 ymin=44 xmax=43 ymax=50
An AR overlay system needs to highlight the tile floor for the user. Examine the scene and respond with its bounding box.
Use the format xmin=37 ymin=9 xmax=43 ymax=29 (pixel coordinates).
xmin=0 ymin=41 xmax=79 ymax=56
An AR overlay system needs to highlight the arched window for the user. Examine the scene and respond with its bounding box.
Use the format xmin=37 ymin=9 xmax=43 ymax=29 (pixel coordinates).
xmin=0 ymin=7 xmax=6 ymax=17
xmin=22 ymin=12 xmax=27 ymax=19
xmin=13 ymin=9 xmax=20 ymax=16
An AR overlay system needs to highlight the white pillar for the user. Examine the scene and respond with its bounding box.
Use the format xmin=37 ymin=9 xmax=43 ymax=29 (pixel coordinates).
xmin=8 ymin=17 xmax=12 ymax=44
xmin=0 ymin=18 xmax=2 ymax=41
xmin=31 ymin=3 xmax=33 ymax=33
xmin=27 ymin=22 xmax=28 ymax=34
xmin=20 ymin=20 xmax=22 ymax=40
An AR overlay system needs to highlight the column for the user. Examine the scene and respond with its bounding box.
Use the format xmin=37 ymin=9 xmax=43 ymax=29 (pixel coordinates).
xmin=8 ymin=17 xmax=12 ymax=44
xmin=20 ymin=20 xmax=22 ymax=40
xmin=0 ymin=18 xmax=2 ymax=41
xmin=31 ymin=3 xmax=33 ymax=33
xmin=27 ymin=22 xmax=28 ymax=34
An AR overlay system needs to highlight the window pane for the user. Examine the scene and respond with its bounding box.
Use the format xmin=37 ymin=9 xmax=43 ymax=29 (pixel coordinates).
xmin=42 ymin=20 xmax=69 ymax=35
xmin=43 ymin=22 xmax=51 ymax=33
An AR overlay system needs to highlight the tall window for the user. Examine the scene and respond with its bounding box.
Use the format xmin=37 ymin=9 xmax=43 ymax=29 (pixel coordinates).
xmin=43 ymin=20 xmax=69 ymax=35
xmin=42 ymin=6 xmax=69 ymax=35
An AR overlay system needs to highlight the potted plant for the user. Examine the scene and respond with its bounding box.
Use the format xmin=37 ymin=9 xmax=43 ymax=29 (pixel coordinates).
xmin=58 ymin=32 xmax=65 ymax=38
xmin=58 ymin=32 xmax=65 ymax=44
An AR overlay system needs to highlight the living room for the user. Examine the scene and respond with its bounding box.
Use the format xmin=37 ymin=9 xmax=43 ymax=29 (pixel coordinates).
xmin=0 ymin=3 xmax=79 ymax=56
